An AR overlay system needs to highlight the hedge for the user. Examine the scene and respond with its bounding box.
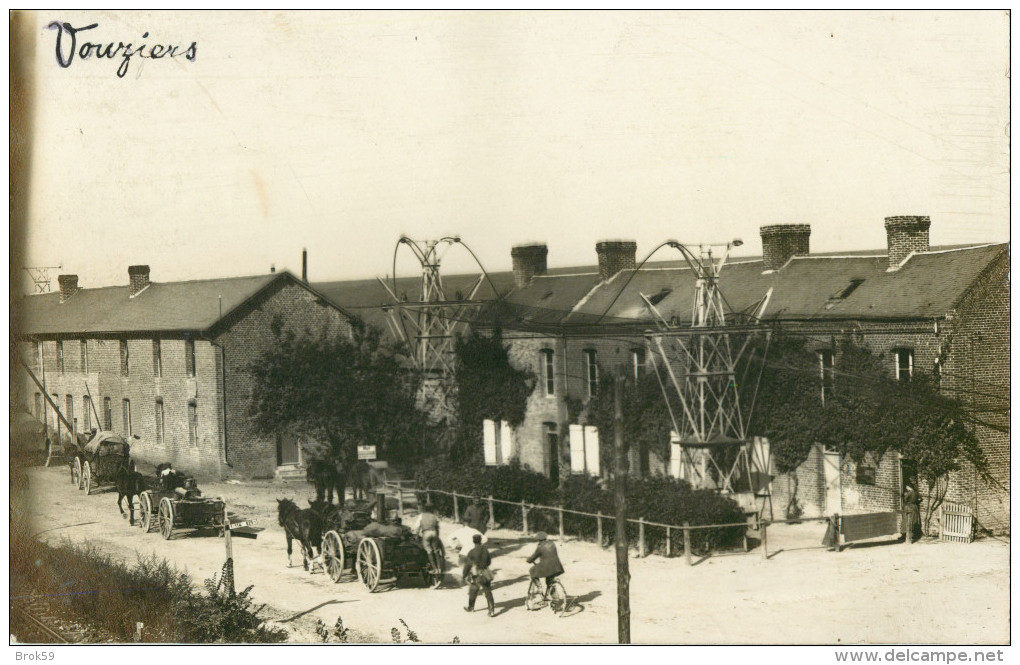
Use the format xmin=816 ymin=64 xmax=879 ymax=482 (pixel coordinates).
xmin=413 ymin=459 xmax=747 ymax=553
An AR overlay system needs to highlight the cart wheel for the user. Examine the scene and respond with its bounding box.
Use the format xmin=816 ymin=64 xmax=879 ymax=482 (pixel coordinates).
xmin=72 ymin=458 xmax=82 ymax=489
xmin=139 ymin=492 xmax=153 ymax=533
xmin=158 ymin=498 xmax=175 ymax=540
xmin=548 ymin=580 xmax=568 ymax=617
xmin=322 ymin=531 xmax=346 ymax=583
xmin=428 ymin=539 xmax=445 ymax=589
xmin=356 ymin=538 xmax=382 ymax=592
xmin=82 ymin=461 xmax=92 ymax=496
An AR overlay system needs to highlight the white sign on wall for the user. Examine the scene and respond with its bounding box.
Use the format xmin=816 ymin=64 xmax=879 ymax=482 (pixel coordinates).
xmin=357 ymin=445 xmax=377 ymax=460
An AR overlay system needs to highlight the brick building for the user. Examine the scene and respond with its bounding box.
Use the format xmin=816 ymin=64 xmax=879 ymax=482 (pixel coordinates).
xmin=480 ymin=217 xmax=1008 ymax=533
xmin=14 ymin=266 xmax=354 ymax=479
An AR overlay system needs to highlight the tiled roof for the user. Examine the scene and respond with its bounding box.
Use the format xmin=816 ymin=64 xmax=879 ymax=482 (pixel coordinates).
xmin=14 ymin=272 xmax=329 ymax=336
xmin=497 ymin=244 xmax=1007 ymax=330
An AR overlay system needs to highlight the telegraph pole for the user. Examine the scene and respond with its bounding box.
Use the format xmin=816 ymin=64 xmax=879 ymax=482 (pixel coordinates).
xmin=614 ymin=366 xmax=631 ymax=644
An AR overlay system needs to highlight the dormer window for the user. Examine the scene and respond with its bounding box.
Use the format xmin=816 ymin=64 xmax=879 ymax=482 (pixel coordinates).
xmin=825 ymin=279 xmax=865 ymax=309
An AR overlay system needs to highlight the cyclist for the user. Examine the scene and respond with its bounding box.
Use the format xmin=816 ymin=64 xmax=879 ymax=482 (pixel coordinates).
xmin=416 ymin=502 xmax=443 ymax=572
xmin=526 ymin=531 xmax=564 ymax=595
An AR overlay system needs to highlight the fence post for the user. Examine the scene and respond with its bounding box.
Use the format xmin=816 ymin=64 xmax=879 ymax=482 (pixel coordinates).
xmin=666 ymin=526 xmax=671 ymax=557
xmin=425 ymin=490 xmax=431 ymax=508
xmin=597 ymin=511 xmax=604 ymax=548
xmin=558 ymin=507 xmax=564 ymax=538
xmin=638 ymin=518 xmax=646 ymax=557
xmin=488 ymin=495 xmax=495 ymax=530
xmin=453 ymin=493 xmax=460 ymax=523
xmin=683 ymin=521 xmax=692 ymax=566
xmin=521 ymin=501 xmax=529 ymax=534
xmin=761 ymin=520 xmax=768 ymax=560
xmin=397 ymin=489 xmax=404 ymax=517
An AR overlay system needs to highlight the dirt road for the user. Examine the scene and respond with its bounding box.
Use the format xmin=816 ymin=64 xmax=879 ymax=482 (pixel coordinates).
xmin=18 ymin=465 xmax=1009 ymax=644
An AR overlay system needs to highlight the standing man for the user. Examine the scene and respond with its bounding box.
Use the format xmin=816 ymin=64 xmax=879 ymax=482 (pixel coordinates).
xmin=416 ymin=502 xmax=443 ymax=573
xmin=463 ymin=534 xmax=496 ymax=617
xmin=526 ymin=532 xmax=564 ymax=592
xmin=463 ymin=496 xmax=488 ymax=534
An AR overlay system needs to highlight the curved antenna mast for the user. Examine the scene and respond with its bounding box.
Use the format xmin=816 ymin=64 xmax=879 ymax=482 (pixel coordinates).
xmin=377 ymin=235 xmax=497 ymax=430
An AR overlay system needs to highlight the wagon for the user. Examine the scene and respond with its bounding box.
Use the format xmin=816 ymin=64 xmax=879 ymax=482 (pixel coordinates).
xmin=137 ymin=473 xmax=227 ymax=539
xmin=318 ymin=505 xmax=445 ymax=592
xmin=354 ymin=533 xmax=446 ymax=592
xmin=69 ymin=431 xmax=131 ymax=496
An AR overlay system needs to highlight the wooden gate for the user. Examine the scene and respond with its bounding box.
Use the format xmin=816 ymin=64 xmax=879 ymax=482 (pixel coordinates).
xmin=940 ymin=501 xmax=974 ymax=543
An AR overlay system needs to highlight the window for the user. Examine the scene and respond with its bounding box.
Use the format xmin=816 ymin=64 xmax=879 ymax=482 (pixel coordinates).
xmin=894 ymin=349 xmax=913 ymax=382
xmin=155 ymin=399 xmax=165 ymax=445
xmin=33 ymin=341 xmax=41 ymax=371
xmin=51 ymin=394 xmax=59 ymax=427
xmin=632 ymin=348 xmax=646 ymax=381
xmin=584 ymin=349 xmax=598 ymax=397
xmin=34 ymin=393 xmax=41 ymax=419
xmin=120 ymin=340 xmax=129 ymax=376
xmin=56 ymin=341 xmax=65 ymax=374
xmin=80 ymin=340 xmax=89 ymax=373
xmin=856 ymin=463 xmax=877 ymax=486
xmin=83 ymin=395 xmax=92 ymax=432
xmin=544 ymin=422 xmax=559 ymax=479
xmin=185 ymin=338 xmax=196 ymax=377
xmin=540 ymin=349 xmax=555 ymax=396
xmin=818 ymin=349 xmax=835 ymax=404
xmin=122 ymin=399 xmax=132 ymax=436
xmin=103 ymin=397 xmax=112 ymax=431
xmin=153 ymin=339 xmax=162 ymax=377
xmin=65 ymin=395 xmax=74 ymax=431
xmin=188 ymin=401 xmax=198 ymax=447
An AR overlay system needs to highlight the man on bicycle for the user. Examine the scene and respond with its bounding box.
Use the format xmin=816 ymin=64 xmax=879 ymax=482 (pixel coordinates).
xmin=526 ymin=531 xmax=563 ymax=594
xmin=416 ymin=502 xmax=443 ymax=573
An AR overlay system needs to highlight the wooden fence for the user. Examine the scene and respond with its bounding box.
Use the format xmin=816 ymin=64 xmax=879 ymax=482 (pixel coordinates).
xmin=384 ymin=482 xmax=764 ymax=563
xmin=940 ymin=501 xmax=974 ymax=543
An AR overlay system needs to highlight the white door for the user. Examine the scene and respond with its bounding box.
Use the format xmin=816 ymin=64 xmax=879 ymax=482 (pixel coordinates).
xmin=823 ymin=448 xmax=842 ymax=514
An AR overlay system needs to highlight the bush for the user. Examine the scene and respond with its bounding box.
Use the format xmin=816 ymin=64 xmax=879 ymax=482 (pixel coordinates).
xmin=10 ymin=527 xmax=287 ymax=643
xmin=415 ymin=459 xmax=747 ymax=553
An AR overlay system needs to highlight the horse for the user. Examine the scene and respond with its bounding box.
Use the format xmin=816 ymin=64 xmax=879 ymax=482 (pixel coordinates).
xmin=113 ymin=462 xmax=147 ymax=526
xmin=306 ymin=457 xmax=346 ymax=506
xmin=308 ymin=498 xmax=373 ymax=532
xmin=348 ymin=460 xmax=382 ymax=502
xmin=277 ymin=498 xmax=324 ymax=572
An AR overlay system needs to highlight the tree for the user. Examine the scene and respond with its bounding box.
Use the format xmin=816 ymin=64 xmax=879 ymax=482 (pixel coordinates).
xmin=585 ymin=368 xmax=675 ymax=477
xmin=746 ymin=332 xmax=988 ymax=533
xmin=248 ymin=319 xmax=435 ymax=471
xmin=452 ymin=329 xmax=535 ymax=464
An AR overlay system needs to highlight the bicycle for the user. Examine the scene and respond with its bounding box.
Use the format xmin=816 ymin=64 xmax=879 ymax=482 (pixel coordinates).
xmin=525 ymin=576 xmax=568 ymax=617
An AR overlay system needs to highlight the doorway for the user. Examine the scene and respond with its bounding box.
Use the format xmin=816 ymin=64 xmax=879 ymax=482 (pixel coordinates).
xmin=277 ymin=431 xmax=301 ymax=466
xmin=823 ymin=447 xmax=842 ymax=514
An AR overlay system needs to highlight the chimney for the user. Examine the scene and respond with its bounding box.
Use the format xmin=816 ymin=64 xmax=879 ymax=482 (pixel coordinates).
xmin=885 ymin=215 xmax=930 ymax=269
xmin=57 ymin=274 xmax=79 ymax=303
xmin=760 ymin=224 xmax=811 ymax=272
xmin=128 ymin=265 xmax=150 ymax=296
xmin=595 ymin=240 xmax=637 ymax=282
xmin=511 ymin=243 xmax=548 ymax=288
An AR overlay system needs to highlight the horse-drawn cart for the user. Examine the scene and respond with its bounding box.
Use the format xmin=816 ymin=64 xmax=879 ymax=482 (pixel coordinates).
xmin=137 ymin=470 xmax=228 ymax=539
xmin=316 ymin=503 xmax=445 ymax=592
xmin=69 ymin=431 xmax=131 ymax=496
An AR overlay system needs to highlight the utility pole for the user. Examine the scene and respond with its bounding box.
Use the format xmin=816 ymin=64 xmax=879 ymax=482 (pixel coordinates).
xmin=614 ymin=366 xmax=631 ymax=644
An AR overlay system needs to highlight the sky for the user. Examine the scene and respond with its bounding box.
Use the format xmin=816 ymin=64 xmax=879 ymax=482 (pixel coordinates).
xmin=14 ymin=10 xmax=1010 ymax=292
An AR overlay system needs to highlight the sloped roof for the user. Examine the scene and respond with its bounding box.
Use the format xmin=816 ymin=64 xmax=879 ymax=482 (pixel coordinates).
xmin=495 ymin=243 xmax=1007 ymax=331
xmin=312 ymin=272 xmax=517 ymax=332
xmin=15 ymin=271 xmax=342 ymax=337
